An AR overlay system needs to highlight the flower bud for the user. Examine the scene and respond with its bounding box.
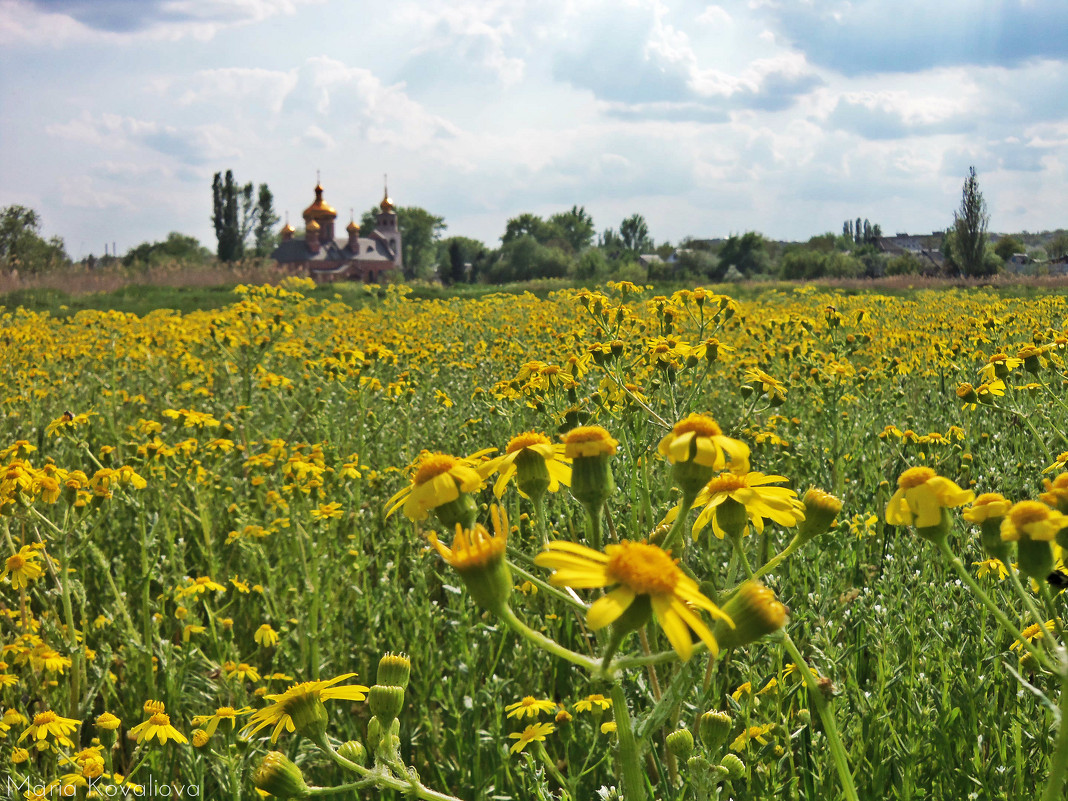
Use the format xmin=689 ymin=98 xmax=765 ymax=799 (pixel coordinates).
xmin=719 ymin=753 xmax=745 ymax=780
xmin=699 ymin=710 xmax=732 ymax=752
xmin=796 ymin=708 xmax=811 ymax=725
xmin=434 ymin=492 xmax=479 ymax=531
xmin=339 ymin=739 xmax=367 ymax=766
xmin=287 ymin=692 xmax=329 ymax=740
xmin=377 ymin=652 xmax=411 ymax=689
xmin=666 ymin=728 xmax=694 ymax=759
xmin=796 ymin=488 xmax=842 ymax=545
xmin=713 ymin=581 xmax=788 ymax=649
xmin=369 ymin=685 xmax=405 ymax=726
xmin=253 ymin=752 xmax=310 ymax=799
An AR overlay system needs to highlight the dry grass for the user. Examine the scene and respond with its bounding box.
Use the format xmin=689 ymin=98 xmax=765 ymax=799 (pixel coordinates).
xmin=0 ymin=258 xmax=284 ymax=296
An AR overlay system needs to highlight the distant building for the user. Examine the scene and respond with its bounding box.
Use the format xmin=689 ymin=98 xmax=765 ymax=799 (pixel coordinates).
xmin=271 ymin=181 xmax=402 ymax=283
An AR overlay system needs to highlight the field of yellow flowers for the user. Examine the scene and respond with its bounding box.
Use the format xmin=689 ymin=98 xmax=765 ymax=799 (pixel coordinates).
xmin=1 ymin=277 xmax=1067 ymax=800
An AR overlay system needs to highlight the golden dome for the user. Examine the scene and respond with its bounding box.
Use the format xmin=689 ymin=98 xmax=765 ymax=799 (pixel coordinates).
xmin=303 ymin=182 xmax=337 ymax=220
xmin=281 ymin=222 xmax=295 ymax=234
xmin=346 ymin=219 xmax=360 ymax=233
xmin=306 ymin=219 xmax=321 ymax=232
xmin=380 ymin=189 xmax=395 ymax=213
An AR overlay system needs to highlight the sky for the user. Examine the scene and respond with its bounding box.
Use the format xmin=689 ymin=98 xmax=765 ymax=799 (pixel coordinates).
xmin=1 ymin=0 xmax=1066 ymax=259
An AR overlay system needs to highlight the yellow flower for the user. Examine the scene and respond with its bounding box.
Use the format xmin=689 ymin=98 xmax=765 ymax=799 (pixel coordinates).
xmin=228 ymin=662 xmax=261 ymax=682
xmin=504 ymin=696 xmax=557 ymax=720
xmin=129 ymin=708 xmax=187 ymax=745
xmin=573 ymin=694 xmax=612 ymax=713
xmin=241 ymin=674 xmax=369 ymax=742
xmin=600 ymin=721 xmax=617 ymax=735
xmin=191 ymin=706 xmax=250 ymax=738
xmin=481 ymin=432 xmax=571 ymax=499
xmin=657 ymin=414 xmax=750 ymax=473
xmin=255 ymin=625 xmax=279 ymax=648
xmin=973 ymin=558 xmax=1008 ymax=580
xmin=427 ymin=505 xmax=513 ymax=611
xmin=731 ymin=681 xmax=752 ymax=701
xmin=963 ymin=493 xmax=1012 ymax=523
xmin=561 ymin=426 xmax=618 ymax=458
xmin=310 ymin=502 xmax=343 ymax=521
xmin=19 ymin=710 xmax=81 ymax=748
xmin=1 ymin=546 xmax=46 ymax=590
xmin=1011 ymin=619 xmax=1061 ymax=651
xmin=1040 ymin=473 xmax=1068 ymax=514
xmin=885 ymin=467 xmax=974 ymax=528
xmin=535 ymin=539 xmax=732 ymax=661
xmin=385 ymin=449 xmax=494 ymax=521
xmin=1000 ymin=501 xmax=1066 ymax=543
xmin=508 ymin=722 xmax=555 ymax=754
xmin=730 ymin=723 xmax=775 ymax=751
xmin=689 ymin=472 xmax=805 ymax=539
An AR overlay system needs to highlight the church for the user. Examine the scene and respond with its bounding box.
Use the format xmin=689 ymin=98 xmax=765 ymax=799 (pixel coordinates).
xmin=271 ymin=180 xmax=402 ymax=283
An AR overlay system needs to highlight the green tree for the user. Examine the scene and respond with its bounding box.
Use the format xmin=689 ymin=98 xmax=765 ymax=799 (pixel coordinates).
xmin=619 ymin=214 xmax=652 ymax=253
xmin=363 ymin=205 xmax=447 ymax=279
xmin=436 ymin=236 xmax=485 ymax=285
xmin=546 ymin=206 xmax=595 ymax=253
xmin=0 ymin=205 xmax=69 ymax=274
xmin=502 ymin=213 xmax=550 ymax=245
xmin=717 ymin=232 xmax=770 ymax=276
xmin=253 ymin=184 xmax=280 ymax=257
xmin=953 ymin=166 xmax=993 ymax=277
xmin=123 ymin=232 xmax=211 ymax=267
xmin=993 ymin=235 xmax=1024 ymax=262
xmin=212 ymin=171 xmax=243 ymax=261
xmin=1046 ymin=231 xmax=1068 ymax=259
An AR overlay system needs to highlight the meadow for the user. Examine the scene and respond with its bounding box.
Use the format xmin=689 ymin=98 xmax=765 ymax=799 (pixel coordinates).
xmin=1 ymin=278 xmax=1066 ymax=800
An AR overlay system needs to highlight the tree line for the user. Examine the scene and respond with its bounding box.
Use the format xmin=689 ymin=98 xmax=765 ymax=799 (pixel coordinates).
xmin=3 ymin=167 xmax=1067 ymax=280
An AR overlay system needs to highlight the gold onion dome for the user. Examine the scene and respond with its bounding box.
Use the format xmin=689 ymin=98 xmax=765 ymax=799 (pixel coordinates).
xmin=306 ymin=219 xmax=320 ymax=232
xmin=303 ymin=183 xmax=337 ymax=219
xmin=281 ymin=222 xmax=295 ymax=234
xmin=380 ymin=190 xmax=395 ymax=213
xmin=346 ymin=219 xmax=360 ymax=233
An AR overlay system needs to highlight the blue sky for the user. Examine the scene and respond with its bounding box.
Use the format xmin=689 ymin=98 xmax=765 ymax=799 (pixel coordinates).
xmin=1 ymin=0 xmax=1065 ymax=259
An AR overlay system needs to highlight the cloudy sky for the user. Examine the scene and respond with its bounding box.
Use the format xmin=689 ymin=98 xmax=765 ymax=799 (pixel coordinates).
xmin=1 ymin=0 xmax=1066 ymax=259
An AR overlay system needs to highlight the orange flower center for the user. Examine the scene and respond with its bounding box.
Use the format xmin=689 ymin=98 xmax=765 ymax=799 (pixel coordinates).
xmin=989 ymin=353 xmax=1008 ymax=363
xmin=413 ymin=453 xmax=458 ymax=485
xmin=563 ymin=426 xmax=613 ymax=444
xmin=7 ymin=555 xmax=25 ymax=570
xmin=672 ymin=414 xmax=723 ymax=438
xmin=606 ymin=541 xmax=679 ymax=596
xmin=972 ymin=492 xmax=1008 ymax=508
xmin=705 ymin=473 xmax=749 ymax=493
xmin=897 ymin=466 xmax=936 ymax=489
xmin=1009 ymin=500 xmax=1052 ymax=527
xmin=33 ymin=711 xmax=57 ymax=726
xmin=149 ymin=713 xmax=171 ymax=726
xmin=506 ymin=432 xmax=551 ymax=454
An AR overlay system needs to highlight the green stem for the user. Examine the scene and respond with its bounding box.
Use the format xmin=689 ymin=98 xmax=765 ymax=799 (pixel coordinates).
xmin=658 ymin=491 xmax=697 ymax=555
xmin=936 ymin=540 xmax=1056 ymax=673
xmin=315 ymin=733 xmax=465 ymax=801
xmin=610 ymin=682 xmax=649 ymax=801
xmin=752 ymin=534 xmax=804 ymax=581
xmin=497 ymin=604 xmax=603 ymax=675
xmin=587 ymin=502 xmax=603 ymax=551
xmin=1041 ymin=668 xmax=1068 ymax=801
xmin=779 ymin=631 xmax=860 ymax=801
xmin=1006 ymin=566 xmax=1059 ymax=657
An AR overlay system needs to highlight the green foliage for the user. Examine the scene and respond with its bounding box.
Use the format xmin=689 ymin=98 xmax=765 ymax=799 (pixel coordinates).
xmin=619 ymin=213 xmax=653 ymax=254
xmin=1046 ymin=231 xmax=1068 ymax=259
xmin=123 ymin=232 xmax=212 ymax=267
xmin=953 ymin=166 xmax=993 ymax=277
xmin=253 ymin=185 xmax=280 ymax=257
xmin=436 ymin=236 xmax=487 ymax=285
xmin=363 ymin=205 xmax=447 ymax=280
xmin=885 ymin=251 xmax=926 ymax=276
xmin=547 ymin=206 xmax=596 ymax=253
xmin=490 ymin=235 xmax=571 ymax=283
xmin=0 ymin=204 xmax=69 ymax=274
xmin=716 ymin=232 xmax=770 ymax=276
xmin=572 ymin=247 xmax=609 ymax=281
